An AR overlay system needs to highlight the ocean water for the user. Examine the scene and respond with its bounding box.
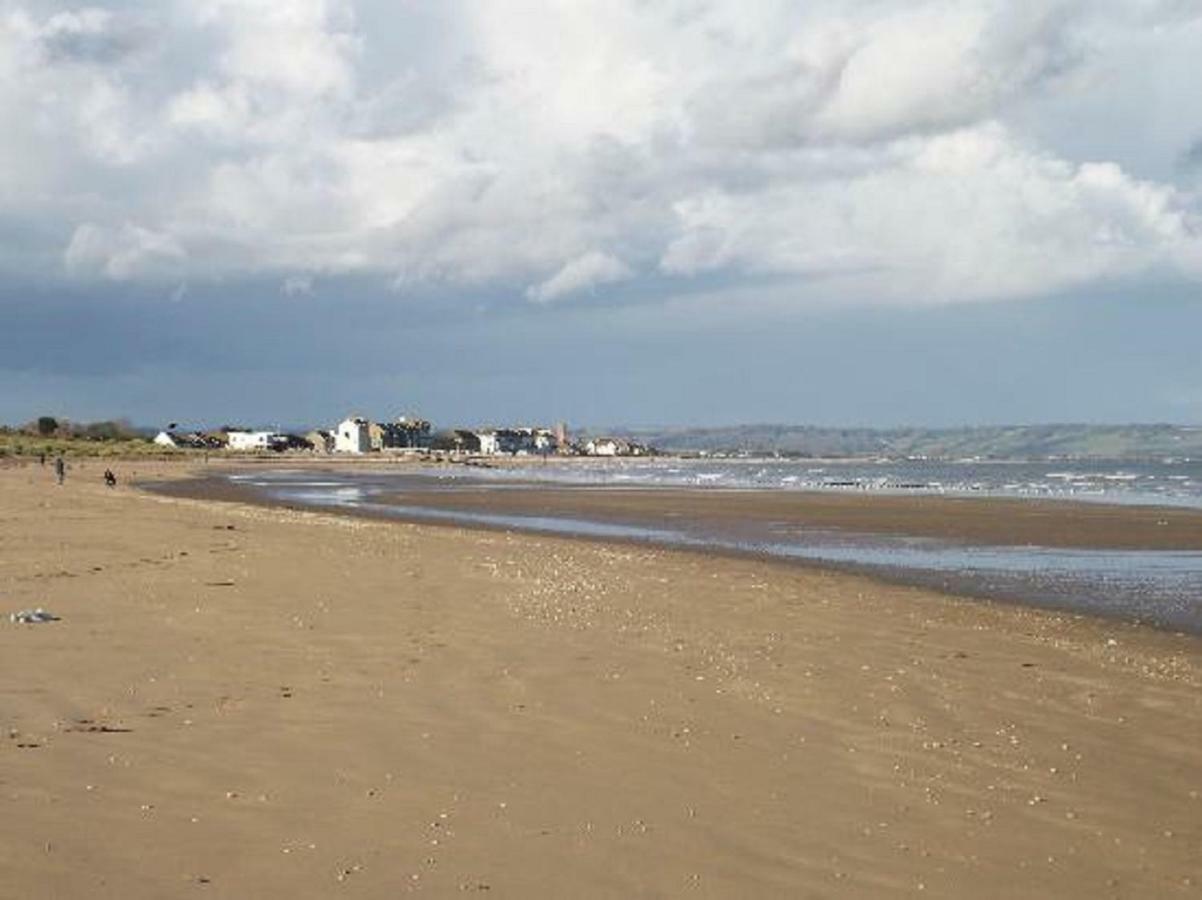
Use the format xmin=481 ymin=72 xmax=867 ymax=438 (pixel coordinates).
xmin=415 ymin=456 xmax=1202 ymax=508
xmin=224 ymin=463 xmax=1202 ymax=633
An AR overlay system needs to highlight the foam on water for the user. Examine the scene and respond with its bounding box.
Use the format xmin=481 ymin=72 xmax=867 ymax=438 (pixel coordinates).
xmin=414 ymin=457 xmax=1202 ymax=508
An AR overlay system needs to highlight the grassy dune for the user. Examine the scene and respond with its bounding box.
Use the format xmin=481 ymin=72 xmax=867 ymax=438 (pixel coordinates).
xmin=0 ymin=434 xmax=180 ymax=459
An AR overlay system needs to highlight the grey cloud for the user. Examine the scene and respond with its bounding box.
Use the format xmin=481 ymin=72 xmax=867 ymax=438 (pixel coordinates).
xmin=40 ymin=21 xmax=147 ymax=65
xmin=4 ymin=275 xmax=1201 ymax=429
xmin=685 ymin=4 xmax=1087 ymax=150
xmin=1182 ymin=138 xmax=1202 ymax=169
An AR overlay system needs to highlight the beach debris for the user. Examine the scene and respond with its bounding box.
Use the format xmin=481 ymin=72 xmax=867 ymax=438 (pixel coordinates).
xmin=9 ymin=608 xmax=59 ymax=624
xmin=9 ymin=728 xmax=42 ymax=749
xmin=65 ymin=720 xmax=131 ymax=733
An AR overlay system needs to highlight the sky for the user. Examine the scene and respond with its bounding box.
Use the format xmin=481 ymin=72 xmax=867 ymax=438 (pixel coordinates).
xmin=1 ymin=0 xmax=1201 ymax=430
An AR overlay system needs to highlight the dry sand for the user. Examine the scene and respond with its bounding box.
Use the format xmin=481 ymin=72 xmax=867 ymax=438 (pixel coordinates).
xmin=1 ymin=459 xmax=1200 ymax=898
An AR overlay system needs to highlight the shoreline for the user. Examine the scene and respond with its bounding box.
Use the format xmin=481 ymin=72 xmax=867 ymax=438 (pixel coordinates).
xmin=4 ymin=461 xmax=1201 ymax=897
xmin=148 ymin=465 xmax=1202 ymax=635
xmin=147 ymin=459 xmax=1202 ymax=551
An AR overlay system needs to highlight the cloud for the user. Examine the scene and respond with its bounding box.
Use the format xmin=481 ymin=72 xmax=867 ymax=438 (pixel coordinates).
xmin=662 ymin=124 xmax=1199 ymax=301
xmin=64 ymin=222 xmax=187 ymax=280
xmin=36 ymin=8 xmax=148 ymax=65
xmin=1183 ymin=138 xmax=1202 ymax=169
xmin=282 ymin=274 xmax=315 ymax=296
xmin=526 ymin=251 xmax=634 ymax=303
xmin=685 ymin=4 xmax=1081 ymax=149
xmin=0 ymin=0 xmax=1200 ymax=308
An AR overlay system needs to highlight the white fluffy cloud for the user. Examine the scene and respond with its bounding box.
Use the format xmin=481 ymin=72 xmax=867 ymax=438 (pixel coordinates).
xmin=2 ymin=0 xmax=1201 ymax=306
xmin=662 ymin=125 xmax=1199 ymax=302
xmin=527 ymin=251 xmax=633 ymax=303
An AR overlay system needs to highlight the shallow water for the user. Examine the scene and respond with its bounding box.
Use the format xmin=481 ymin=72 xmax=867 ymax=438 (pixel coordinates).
xmin=230 ymin=469 xmax=1202 ymax=633
xmin=404 ymin=456 xmax=1202 ymax=508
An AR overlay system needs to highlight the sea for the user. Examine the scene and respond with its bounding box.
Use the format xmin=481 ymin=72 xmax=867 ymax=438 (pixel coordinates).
xmin=417 ymin=455 xmax=1202 ymax=508
xmin=222 ymin=457 xmax=1202 ymax=634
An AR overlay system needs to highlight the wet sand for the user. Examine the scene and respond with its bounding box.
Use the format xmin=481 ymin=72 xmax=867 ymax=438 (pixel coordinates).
xmin=376 ymin=482 xmax=1202 ymax=552
xmin=159 ymin=467 xmax=1202 ymax=552
xmin=154 ymin=467 xmax=1202 ymax=633
xmin=2 ymin=460 xmax=1201 ymax=897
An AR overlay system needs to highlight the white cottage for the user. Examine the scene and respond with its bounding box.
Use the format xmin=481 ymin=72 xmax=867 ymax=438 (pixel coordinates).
xmin=227 ymin=430 xmax=285 ymax=451
xmin=586 ymin=437 xmax=620 ymax=456
xmin=585 ymin=437 xmax=647 ymax=457
xmin=335 ymin=417 xmax=372 ymax=453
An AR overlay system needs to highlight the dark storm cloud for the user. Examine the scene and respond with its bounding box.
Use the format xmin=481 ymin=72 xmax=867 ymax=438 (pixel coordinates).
xmin=3 ymin=273 xmax=1200 ymax=428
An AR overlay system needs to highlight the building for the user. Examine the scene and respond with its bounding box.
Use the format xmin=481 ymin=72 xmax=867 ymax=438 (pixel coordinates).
xmin=474 ymin=426 xmax=559 ymax=455
xmin=429 ymin=429 xmax=480 ymax=453
xmin=476 ymin=430 xmax=500 ymax=455
xmin=155 ymin=430 xmax=224 ymax=449
xmin=586 ymin=437 xmax=623 ymax=456
xmin=533 ymin=428 xmax=558 ymax=454
xmin=334 ymin=417 xmax=372 ymax=454
xmin=477 ymin=428 xmax=535 ymax=455
xmin=379 ymin=417 xmax=432 ymax=450
xmin=278 ymin=433 xmax=315 ymax=451
xmin=227 ymin=430 xmax=287 ymax=452
xmin=305 ymin=430 xmax=335 ymax=453
xmin=368 ymin=421 xmax=386 ymax=452
xmin=584 ymin=437 xmax=651 ymax=457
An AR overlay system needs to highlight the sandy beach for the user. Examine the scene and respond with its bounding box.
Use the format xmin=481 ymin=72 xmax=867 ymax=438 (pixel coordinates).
xmin=2 ymin=459 xmax=1200 ymax=898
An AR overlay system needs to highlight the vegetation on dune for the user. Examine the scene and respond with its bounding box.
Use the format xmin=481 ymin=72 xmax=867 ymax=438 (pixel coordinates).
xmin=0 ymin=417 xmax=177 ymax=458
xmin=0 ymin=434 xmax=175 ymax=458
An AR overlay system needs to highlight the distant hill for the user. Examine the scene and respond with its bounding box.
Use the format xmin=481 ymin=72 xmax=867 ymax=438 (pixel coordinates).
xmin=605 ymin=424 xmax=1202 ymax=460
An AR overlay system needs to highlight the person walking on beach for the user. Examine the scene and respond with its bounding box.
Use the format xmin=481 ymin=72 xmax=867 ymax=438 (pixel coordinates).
xmin=104 ymin=469 xmax=116 ymax=488
xmin=54 ymin=455 xmax=65 ymax=485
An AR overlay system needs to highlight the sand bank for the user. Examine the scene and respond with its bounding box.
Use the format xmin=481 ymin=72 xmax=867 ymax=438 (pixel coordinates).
xmin=1 ymin=460 xmax=1200 ymax=897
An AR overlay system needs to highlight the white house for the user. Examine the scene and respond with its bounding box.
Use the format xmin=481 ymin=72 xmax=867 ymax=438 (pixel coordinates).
xmin=227 ymin=430 xmax=286 ymax=451
xmin=335 ymin=417 xmax=372 ymax=454
xmin=585 ymin=437 xmax=648 ymax=457
xmin=476 ymin=428 xmax=539 ymax=455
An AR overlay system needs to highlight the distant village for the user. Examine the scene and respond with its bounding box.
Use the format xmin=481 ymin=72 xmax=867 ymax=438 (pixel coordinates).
xmin=152 ymin=416 xmax=655 ymax=458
